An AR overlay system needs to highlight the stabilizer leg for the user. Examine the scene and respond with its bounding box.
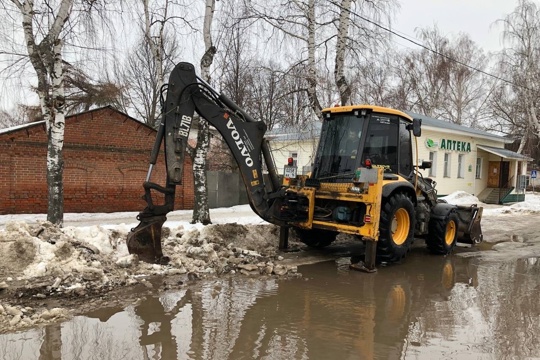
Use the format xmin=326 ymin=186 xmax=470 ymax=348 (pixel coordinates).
xmin=350 ymin=240 xmax=377 ymax=273
xmin=279 ymin=226 xmax=289 ymax=250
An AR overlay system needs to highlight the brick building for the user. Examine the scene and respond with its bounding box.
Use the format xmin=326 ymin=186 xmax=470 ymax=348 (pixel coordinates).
xmin=0 ymin=107 xmax=194 ymax=214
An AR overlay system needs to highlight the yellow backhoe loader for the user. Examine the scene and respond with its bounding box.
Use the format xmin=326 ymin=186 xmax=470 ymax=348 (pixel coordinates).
xmin=127 ymin=62 xmax=483 ymax=272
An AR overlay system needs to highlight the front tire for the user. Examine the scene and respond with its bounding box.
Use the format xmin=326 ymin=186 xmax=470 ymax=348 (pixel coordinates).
xmin=426 ymin=212 xmax=459 ymax=255
xmin=294 ymin=228 xmax=337 ymax=248
xmin=377 ymin=193 xmax=415 ymax=263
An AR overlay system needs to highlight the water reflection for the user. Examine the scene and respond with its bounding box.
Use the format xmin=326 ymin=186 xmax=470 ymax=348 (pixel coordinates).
xmin=2 ymin=252 xmax=540 ymax=359
xmin=134 ymin=291 xmax=186 ymax=359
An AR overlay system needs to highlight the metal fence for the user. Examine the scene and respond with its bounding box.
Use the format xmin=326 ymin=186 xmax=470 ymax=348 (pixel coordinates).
xmin=207 ymin=171 xmax=249 ymax=208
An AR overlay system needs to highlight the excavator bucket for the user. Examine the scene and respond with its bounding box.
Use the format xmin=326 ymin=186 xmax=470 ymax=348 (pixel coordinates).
xmin=455 ymin=205 xmax=483 ymax=245
xmin=127 ymin=215 xmax=169 ymax=264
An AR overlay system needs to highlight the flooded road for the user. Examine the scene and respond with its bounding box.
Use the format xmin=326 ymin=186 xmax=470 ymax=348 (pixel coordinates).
xmin=2 ymin=248 xmax=540 ymax=360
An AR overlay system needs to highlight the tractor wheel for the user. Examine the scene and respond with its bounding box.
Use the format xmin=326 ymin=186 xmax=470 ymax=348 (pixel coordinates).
xmin=377 ymin=193 xmax=415 ymax=263
xmin=426 ymin=212 xmax=459 ymax=255
xmin=294 ymin=228 xmax=337 ymax=248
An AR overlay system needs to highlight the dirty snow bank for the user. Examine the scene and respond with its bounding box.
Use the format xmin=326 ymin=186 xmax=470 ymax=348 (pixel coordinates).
xmin=442 ymin=190 xmax=540 ymax=215
xmin=0 ymin=219 xmax=299 ymax=332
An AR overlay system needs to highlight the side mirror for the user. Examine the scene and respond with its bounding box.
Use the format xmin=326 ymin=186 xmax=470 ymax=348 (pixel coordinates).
xmin=407 ymin=118 xmax=422 ymax=137
xmin=412 ymin=118 xmax=422 ymax=137
xmin=419 ymin=160 xmax=432 ymax=169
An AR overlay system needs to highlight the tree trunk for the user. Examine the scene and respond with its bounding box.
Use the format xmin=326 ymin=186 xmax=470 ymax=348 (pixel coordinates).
xmin=39 ymin=325 xmax=62 ymax=360
xmin=143 ymin=0 xmax=167 ymax=92
xmin=47 ymin=120 xmax=65 ymax=226
xmin=334 ymin=0 xmax=353 ymax=106
xmin=47 ymin=40 xmax=66 ymax=225
xmin=191 ymin=0 xmax=216 ymax=224
xmin=517 ymin=129 xmax=527 ymax=154
xmin=306 ymin=0 xmax=322 ymax=117
xmin=16 ymin=0 xmax=73 ymax=226
xmin=529 ymin=104 xmax=540 ymax=140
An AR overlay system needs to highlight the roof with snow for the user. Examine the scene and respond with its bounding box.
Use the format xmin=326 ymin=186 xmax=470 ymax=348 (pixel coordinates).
xmin=0 ymin=106 xmax=151 ymax=136
xmin=406 ymin=111 xmax=512 ymax=143
xmin=267 ymin=111 xmax=511 ymax=144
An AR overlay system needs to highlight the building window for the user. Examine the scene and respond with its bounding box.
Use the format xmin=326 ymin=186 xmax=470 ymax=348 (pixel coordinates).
xmin=428 ymin=151 xmax=437 ymax=177
xmin=475 ymin=157 xmax=482 ymax=179
xmin=444 ymin=153 xmax=451 ymax=178
xmin=457 ymin=154 xmax=464 ymax=178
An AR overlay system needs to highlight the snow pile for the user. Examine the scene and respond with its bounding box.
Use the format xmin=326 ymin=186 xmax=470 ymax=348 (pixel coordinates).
xmin=0 ymin=219 xmax=299 ymax=332
xmin=441 ymin=191 xmax=482 ymax=205
xmin=441 ymin=191 xmax=540 ymax=216
xmin=0 ymin=221 xmax=293 ymax=284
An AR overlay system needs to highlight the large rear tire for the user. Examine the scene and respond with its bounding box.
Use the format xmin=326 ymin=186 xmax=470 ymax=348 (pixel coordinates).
xmin=426 ymin=212 xmax=459 ymax=255
xmin=377 ymin=193 xmax=415 ymax=263
xmin=294 ymin=228 xmax=337 ymax=248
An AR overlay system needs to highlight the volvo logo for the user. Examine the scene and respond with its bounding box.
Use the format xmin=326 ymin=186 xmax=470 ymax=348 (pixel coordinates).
xmin=227 ymin=119 xmax=254 ymax=167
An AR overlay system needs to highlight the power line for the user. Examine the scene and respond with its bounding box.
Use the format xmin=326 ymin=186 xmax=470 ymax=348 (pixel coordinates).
xmin=328 ymin=0 xmax=527 ymax=90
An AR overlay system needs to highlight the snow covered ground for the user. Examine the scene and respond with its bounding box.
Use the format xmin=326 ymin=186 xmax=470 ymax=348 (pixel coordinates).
xmin=0 ymin=192 xmax=539 ymax=332
xmin=2 ymin=191 xmax=537 ymax=230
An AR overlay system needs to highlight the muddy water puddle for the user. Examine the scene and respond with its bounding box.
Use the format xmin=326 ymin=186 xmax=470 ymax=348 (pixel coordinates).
xmin=2 ymin=251 xmax=540 ymax=360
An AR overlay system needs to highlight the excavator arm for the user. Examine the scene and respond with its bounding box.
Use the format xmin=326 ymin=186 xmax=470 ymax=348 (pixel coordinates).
xmin=127 ymin=62 xmax=287 ymax=263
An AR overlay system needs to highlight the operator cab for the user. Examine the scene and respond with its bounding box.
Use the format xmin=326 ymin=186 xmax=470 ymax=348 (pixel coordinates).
xmin=312 ymin=105 xmax=417 ymax=182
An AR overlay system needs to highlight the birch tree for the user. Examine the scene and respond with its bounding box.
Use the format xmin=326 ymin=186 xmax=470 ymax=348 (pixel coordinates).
xmin=4 ymin=0 xmax=74 ymax=225
xmin=246 ymin=0 xmax=395 ymax=119
xmin=306 ymin=0 xmax=322 ymax=116
xmin=318 ymin=0 xmax=396 ymax=107
xmin=191 ymin=0 xmax=216 ymax=224
xmin=143 ymin=0 xmax=167 ymax=94
xmin=1 ymin=1 xmax=119 ymax=225
xmin=334 ymin=0 xmax=353 ymax=105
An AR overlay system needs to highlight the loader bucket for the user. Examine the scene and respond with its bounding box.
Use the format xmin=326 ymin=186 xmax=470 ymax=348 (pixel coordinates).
xmin=127 ymin=215 xmax=169 ymax=264
xmin=455 ymin=205 xmax=483 ymax=245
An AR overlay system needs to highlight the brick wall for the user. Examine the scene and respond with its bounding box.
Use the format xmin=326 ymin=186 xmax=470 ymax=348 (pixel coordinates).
xmin=0 ymin=107 xmax=194 ymax=214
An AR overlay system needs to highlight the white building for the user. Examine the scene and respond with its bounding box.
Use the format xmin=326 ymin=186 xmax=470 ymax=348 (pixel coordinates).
xmin=267 ymin=112 xmax=533 ymax=203
xmin=410 ymin=112 xmax=533 ymax=203
xmin=266 ymin=122 xmax=321 ymax=175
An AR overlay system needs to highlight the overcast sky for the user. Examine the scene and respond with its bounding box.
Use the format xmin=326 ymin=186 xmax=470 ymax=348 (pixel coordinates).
xmin=393 ymin=0 xmax=522 ymax=52
xmin=0 ymin=0 xmax=527 ymax=115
